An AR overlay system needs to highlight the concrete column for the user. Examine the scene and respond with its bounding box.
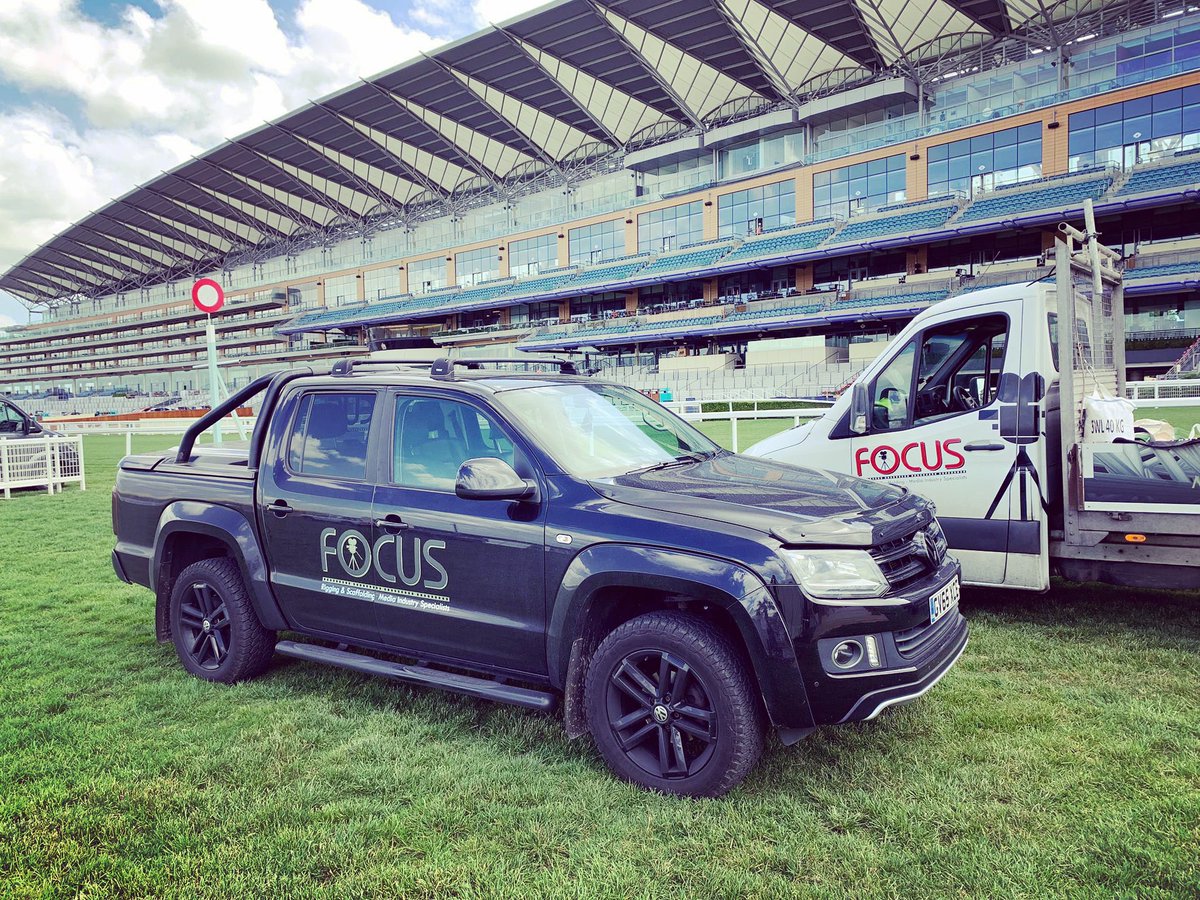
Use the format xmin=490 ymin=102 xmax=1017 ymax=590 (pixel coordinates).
xmin=907 ymin=246 xmax=928 ymax=275
xmin=558 ymin=299 xmax=571 ymax=322
xmin=626 ymin=290 xmax=639 ymax=313
xmin=703 ymin=279 xmax=719 ymax=303
xmin=446 ymin=255 xmax=456 ymax=287
xmin=1043 ymin=113 xmax=1068 ymax=178
xmin=907 ymin=148 xmax=927 ymax=203
xmin=315 ymin=280 xmax=326 ymax=308
xmin=355 ymin=272 xmax=365 ymax=303
xmin=624 ymin=216 xmax=638 ymax=255
xmin=796 ymin=264 xmax=813 ymax=293
xmin=795 ymin=171 xmax=813 ymax=224
xmin=557 ymin=232 xmax=569 ymax=268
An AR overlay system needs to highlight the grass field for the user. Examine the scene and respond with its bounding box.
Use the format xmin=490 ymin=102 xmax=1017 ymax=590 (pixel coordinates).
xmin=1 ymin=435 xmax=1198 ymax=898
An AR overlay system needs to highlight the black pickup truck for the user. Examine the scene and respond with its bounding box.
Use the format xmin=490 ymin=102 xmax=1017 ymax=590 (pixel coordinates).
xmin=112 ymin=357 xmax=967 ymax=796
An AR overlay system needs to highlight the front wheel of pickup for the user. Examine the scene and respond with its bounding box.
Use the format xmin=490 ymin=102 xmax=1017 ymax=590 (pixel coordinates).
xmin=170 ymin=558 xmax=275 ymax=684
xmin=584 ymin=612 xmax=765 ymax=798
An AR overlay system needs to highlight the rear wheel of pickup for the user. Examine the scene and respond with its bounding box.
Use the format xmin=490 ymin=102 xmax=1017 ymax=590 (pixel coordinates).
xmin=170 ymin=558 xmax=275 ymax=684
xmin=584 ymin=611 xmax=765 ymax=798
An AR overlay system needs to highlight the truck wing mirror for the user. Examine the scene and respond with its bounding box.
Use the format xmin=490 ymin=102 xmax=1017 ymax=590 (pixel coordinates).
xmin=850 ymin=383 xmax=870 ymax=435
xmin=455 ymin=457 xmax=538 ymax=502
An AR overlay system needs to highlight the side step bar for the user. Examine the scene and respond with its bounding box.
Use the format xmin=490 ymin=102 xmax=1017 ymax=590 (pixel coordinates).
xmin=274 ymin=640 xmax=559 ymax=712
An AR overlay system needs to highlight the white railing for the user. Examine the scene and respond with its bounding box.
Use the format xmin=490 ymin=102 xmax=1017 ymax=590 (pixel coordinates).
xmin=668 ymin=405 xmax=829 ymax=452
xmin=52 ymin=417 xmax=255 ymax=457
xmin=1126 ymin=381 xmax=1200 ymax=402
xmin=0 ymin=435 xmax=85 ymax=498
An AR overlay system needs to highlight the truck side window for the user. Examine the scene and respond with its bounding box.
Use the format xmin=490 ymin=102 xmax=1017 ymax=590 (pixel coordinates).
xmin=871 ymin=340 xmax=916 ymax=430
xmin=286 ymin=392 xmax=375 ymax=480
xmin=0 ymin=403 xmax=22 ymax=434
xmin=871 ymin=316 xmax=1009 ymax=432
xmin=393 ymin=397 xmax=517 ymax=491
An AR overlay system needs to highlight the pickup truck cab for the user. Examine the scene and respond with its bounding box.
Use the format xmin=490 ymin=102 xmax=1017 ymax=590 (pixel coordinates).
xmin=1 ymin=396 xmax=58 ymax=437
xmin=112 ymin=356 xmax=966 ymax=796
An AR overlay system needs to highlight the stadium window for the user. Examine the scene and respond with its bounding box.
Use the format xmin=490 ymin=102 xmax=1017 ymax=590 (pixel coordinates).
xmin=927 ymin=125 xmax=1042 ymax=198
xmin=813 ymin=155 xmax=906 ymax=219
xmin=717 ymin=180 xmax=796 ymax=238
xmin=509 ymin=233 xmax=558 ymax=276
xmin=1068 ymin=86 xmax=1200 ymax=170
xmin=637 ymin=202 xmax=703 ymax=253
xmin=455 ymin=245 xmax=500 ymax=287
xmin=569 ymin=219 xmax=624 ymax=266
xmin=408 ymin=256 xmax=447 ymax=293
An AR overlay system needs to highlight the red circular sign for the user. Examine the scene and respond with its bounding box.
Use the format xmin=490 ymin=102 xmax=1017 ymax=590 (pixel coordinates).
xmin=191 ymin=278 xmax=225 ymax=314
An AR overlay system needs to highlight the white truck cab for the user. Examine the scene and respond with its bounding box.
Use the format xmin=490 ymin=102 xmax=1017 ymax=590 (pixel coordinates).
xmin=750 ymin=208 xmax=1200 ymax=591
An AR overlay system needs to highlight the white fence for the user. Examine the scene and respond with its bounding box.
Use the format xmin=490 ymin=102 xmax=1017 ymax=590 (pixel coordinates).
xmin=1127 ymin=380 xmax=1200 ymax=403
xmin=0 ymin=435 xmax=85 ymax=498
xmin=673 ymin=406 xmax=828 ymax=452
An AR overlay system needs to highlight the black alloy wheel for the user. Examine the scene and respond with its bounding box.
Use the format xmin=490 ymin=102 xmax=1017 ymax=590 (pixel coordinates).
xmin=606 ymin=649 xmax=717 ymax=780
xmin=169 ymin=558 xmax=275 ymax=684
xmin=584 ymin=611 xmax=765 ymax=797
xmin=177 ymin=580 xmax=231 ymax=671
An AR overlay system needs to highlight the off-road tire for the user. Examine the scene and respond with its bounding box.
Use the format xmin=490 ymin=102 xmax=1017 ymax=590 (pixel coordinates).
xmin=169 ymin=558 xmax=275 ymax=684
xmin=584 ymin=611 xmax=765 ymax=797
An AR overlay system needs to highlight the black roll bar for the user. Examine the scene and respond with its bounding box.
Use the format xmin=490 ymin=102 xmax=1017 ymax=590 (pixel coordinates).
xmin=175 ymin=367 xmax=312 ymax=464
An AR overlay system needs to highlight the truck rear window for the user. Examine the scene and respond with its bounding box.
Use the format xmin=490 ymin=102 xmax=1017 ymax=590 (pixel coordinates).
xmin=286 ymin=392 xmax=375 ymax=480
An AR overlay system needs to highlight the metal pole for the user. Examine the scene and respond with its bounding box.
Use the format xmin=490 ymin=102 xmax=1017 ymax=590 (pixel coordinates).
xmin=206 ymin=314 xmax=222 ymax=446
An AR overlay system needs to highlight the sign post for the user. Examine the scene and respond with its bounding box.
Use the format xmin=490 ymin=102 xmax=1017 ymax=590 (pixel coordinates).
xmin=191 ymin=278 xmax=228 ymax=446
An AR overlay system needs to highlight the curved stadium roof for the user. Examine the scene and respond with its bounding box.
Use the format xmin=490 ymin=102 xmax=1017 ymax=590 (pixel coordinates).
xmin=1 ymin=0 xmax=1131 ymax=308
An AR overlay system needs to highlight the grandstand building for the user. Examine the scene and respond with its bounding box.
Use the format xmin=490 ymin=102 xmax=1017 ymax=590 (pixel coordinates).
xmin=4 ymin=0 xmax=1200 ymax=408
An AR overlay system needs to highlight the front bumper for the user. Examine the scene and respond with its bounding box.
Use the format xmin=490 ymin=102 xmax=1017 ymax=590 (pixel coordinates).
xmin=778 ymin=557 xmax=969 ymax=728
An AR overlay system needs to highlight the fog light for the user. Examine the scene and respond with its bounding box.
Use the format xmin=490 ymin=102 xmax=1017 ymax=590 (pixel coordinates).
xmin=864 ymin=634 xmax=880 ymax=668
xmin=831 ymin=640 xmax=863 ymax=669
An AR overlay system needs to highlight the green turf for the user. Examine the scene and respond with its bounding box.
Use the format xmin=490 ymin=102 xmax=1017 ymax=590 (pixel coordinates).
xmin=0 ymin=436 xmax=1197 ymax=898
xmin=1135 ymin=405 xmax=1200 ymax=438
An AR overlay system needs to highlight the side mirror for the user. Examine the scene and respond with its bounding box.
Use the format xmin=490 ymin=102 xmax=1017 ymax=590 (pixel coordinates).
xmin=850 ymin=383 xmax=871 ymax=435
xmin=455 ymin=457 xmax=538 ymax=502
xmin=24 ymin=418 xmax=40 ymax=434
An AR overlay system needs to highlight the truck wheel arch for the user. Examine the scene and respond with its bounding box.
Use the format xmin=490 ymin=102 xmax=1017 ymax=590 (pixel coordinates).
xmin=549 ymin=544 xmax=813 ymax=735
xmin=152 ymin=502 xmax=288 ymax=640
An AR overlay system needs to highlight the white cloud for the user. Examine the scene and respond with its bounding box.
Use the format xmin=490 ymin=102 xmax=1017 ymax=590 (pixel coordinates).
xmin=0 ymin=310 xmax=16 ymax=328
xmin=0 ymin=0 xmax=447 ymax=296
xmin=470 ymin=0 xmax=550 ymax=27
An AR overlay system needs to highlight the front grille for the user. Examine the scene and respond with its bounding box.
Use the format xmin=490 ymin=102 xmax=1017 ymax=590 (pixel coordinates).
xmin=870 ymin=522 xmax=948 ymax=591
xmin=894 ymin=607 xmax=960 ymax=659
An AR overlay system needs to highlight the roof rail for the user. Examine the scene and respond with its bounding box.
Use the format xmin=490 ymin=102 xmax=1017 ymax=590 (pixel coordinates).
xmin=430 ymin=357 xmax=579 ymax=379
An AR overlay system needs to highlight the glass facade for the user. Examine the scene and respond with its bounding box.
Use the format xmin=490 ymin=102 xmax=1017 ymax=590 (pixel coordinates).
xmin=569 ymin=219 xmax=625 ymax=266
xmin=928 ymin=124 xmax=1042 ymax=198
xmin=455 ymin=245 xmax=501 ymax=286
xmin=813 ymin=155 xmax=906 ymax=219
xmin=717 ymin=179 xmax=796 ymax=238
xmin=638 ymin=202 xmax=704 ymax=253
xmin=508 ymin=233 xmax=558 ymax=277
xmin=1069 ymin=87 xmax=1200 ymax=170
xmin=408 ymin=256 xmax=447 ymax=293
xmin=718 ymin=131 xmax=804 ymax=180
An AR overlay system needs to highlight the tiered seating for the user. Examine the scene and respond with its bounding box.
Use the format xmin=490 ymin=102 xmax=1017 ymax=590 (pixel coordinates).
xmin=833 ymin=205 xmax=956 ymax=244
xmin=639 ymin=246 xmax=732 ymax=275
xmin=721 ymin=226 xmax=837 ymax=263
xmin=280 ymin=304 xmax=368 ymax=333
xmin=1117 ymin=158 xmax=1200 ymax=196
xmin=958 ymin=176 xmax=1111 ymax=223
xmin=569 ymin=260 xmax=648 ymax=290
xmin=838 ymin=289 xmax=946 ymax=310
xmin=507 ymin=272 xmax=577 ymax=298
xmin=449 ymin=280 xmax=516 ymax=308
xmin=1125 ymin=260 xmax=1200 ymax=279
xmin=723 ymin=302 xmax=823 ymax=323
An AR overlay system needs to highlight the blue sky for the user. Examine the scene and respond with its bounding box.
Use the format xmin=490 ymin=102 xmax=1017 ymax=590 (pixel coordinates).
xmin=0 ymin=0 xmax=540 ymax=329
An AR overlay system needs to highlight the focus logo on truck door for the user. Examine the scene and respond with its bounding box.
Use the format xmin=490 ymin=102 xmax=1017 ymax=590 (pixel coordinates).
xmin=854 ymin=439 xmax=966 ymax=478
xmin=319 ymin=527 xmax=451 ymax=612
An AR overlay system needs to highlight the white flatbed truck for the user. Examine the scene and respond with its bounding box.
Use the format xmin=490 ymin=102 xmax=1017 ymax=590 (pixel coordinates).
xmin=749 ymin=203 xmax=1200 ymax=591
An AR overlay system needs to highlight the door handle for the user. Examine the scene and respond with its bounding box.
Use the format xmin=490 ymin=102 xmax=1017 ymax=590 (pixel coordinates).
xmin=374 ymin=516 xmax=411 ymax=532
xmin=962 ymin=441 xmax=1005 ymax=451
xmin=269 ymin=500 xmax=293 ymax=517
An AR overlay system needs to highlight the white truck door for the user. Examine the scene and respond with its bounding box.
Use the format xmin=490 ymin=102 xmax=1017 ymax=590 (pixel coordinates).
xmin=848 ymin=307 xmax=1028 ymax=586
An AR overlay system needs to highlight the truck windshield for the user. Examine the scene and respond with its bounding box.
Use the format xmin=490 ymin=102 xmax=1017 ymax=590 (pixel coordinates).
xmin=496 ymin=383 xmax=723 ymax=479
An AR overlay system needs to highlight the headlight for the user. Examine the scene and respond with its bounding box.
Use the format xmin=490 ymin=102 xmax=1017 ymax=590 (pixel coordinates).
xmin=780 ymin=549 xmax=889 ymax=602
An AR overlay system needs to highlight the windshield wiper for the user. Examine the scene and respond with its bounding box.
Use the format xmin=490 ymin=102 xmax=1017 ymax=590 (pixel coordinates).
xmin=625 ymin=450 xmax=717 ymax=476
